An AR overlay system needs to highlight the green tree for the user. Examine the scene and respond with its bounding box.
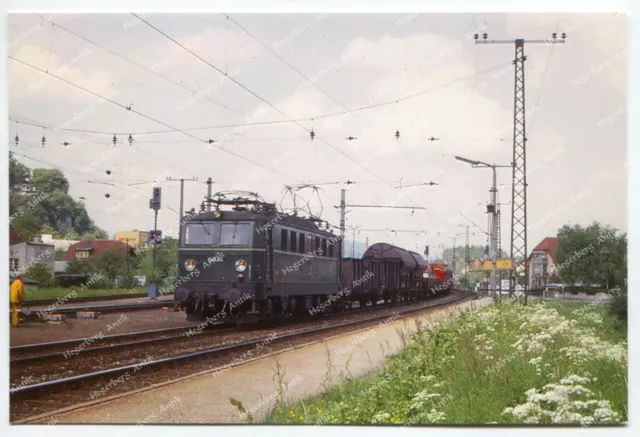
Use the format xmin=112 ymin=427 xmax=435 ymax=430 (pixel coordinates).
xmin=555 ymin=222 xmax=626 ymax=289
xmin=9 ymin=153 xmax=30 ymax=191
xmin=89 ymin=247 xmax=137 ymax=281
xmin=137 ymin=237 xmax=179 ymax=282
xmin=30 ymin=168 xmax=70 ymax=194
xmin=25 ymin=263 xmax=56 ymax=288
xmin=55 ymin=248 xmax=67 ymax=261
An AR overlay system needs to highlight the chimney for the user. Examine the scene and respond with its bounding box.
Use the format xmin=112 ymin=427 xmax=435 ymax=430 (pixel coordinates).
xmin=33 ymin=234 xmax=42 ymax=243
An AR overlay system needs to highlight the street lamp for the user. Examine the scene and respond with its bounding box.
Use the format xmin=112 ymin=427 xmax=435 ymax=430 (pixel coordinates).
xmin=455 ymin=155 xmax=512 ymax=302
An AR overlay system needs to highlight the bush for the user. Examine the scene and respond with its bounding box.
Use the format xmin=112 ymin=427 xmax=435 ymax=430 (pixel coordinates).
xmin=25 ymin=263 xmax=56 ymax=288
xmin=608 ymin=286 xmax=627 ymax=328
xmin=87 ymin=276 xmax=114 ymax=289
xmin=117 ymin=275 xmax=137 ymax=289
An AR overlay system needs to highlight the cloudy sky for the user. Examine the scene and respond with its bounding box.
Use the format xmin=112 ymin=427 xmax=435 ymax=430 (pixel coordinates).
xmin=7 ymin=11 xmax=626 ymax=260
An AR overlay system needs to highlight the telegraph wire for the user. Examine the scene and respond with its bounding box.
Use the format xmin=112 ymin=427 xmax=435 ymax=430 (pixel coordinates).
xmin=134 ymin=14 xmax=498 ymax=228
xmin=224 ymin=13 xmax=354 ymax=115
xmin=8 ymin=58 xmax=511 ymax=138
xmin=8 ymin=56 xmax=299 ymax=182
xmin=34 ymin=13 xmax=252 ymax=121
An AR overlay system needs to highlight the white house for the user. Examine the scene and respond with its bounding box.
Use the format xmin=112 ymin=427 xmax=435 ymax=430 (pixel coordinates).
xmin=9 ymin=235 xmax=55 ymax=278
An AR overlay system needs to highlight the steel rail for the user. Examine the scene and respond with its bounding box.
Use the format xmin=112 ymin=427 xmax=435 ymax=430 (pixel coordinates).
xmin=10 ymin=291 xmax=471 ymax=399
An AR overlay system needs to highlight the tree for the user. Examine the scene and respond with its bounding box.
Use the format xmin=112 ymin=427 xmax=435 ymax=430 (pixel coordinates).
xmin=137 ymin=237 xmax=179 ymax=282
xmin=55 ymin=248 xmax=67 ymax=261
xmin=80 ymin=228 xmax=109 ymax=240
xmin=89 ymin=247 xmax=137 ymax=281
xmin=25 ymin=263 xmax=56 ymax=288
xmin=9 ymin=153 xmax=30 ymax=191
xmin=555 ymin=222 xmax=626 ymax=289
xmin=30 ymin=168 xmax=70 ymax=194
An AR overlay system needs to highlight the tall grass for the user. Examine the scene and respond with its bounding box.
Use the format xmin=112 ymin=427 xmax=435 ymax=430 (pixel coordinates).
xmin=23 ymin=287 xmax=147 ymax=301
xmin=262 ymin=299 xmax=627 ymax=425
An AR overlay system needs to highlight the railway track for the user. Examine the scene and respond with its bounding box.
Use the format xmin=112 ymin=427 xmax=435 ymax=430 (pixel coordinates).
xmin=11 ymin=290 xmax=474 ymax=422
xmin=10 ymin=324 xmax=234 ymax=364
xmin=15 ymin=299 xmax=174 ymax=319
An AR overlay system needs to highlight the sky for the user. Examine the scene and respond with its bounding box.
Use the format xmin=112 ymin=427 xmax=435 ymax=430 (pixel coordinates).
xmin=6 ymin=12 xmax=627 ymax=261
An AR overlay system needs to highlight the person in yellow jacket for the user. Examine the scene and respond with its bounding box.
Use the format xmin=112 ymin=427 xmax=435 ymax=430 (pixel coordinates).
xmin=10 ymin=274 xmax=25 ymax=327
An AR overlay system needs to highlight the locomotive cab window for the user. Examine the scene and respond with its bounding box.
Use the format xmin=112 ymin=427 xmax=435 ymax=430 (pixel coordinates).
xmin=289 ymin=231 xmax=297 ymax=252
xmin=219 ymin=222 xmax=252 ymax=247
xmin=328 ymin=242 xmax=334 ymax=257
xmin=280 ymin=229 xmax=287 ymax=250
xmin=184 ymin=222 xmax=216 ymax=245
xmin=298 ymin=232 xmax=305 ymax=253
xmin=322 ymin=238 xmax=327 ymax=257
xmin=315 ymin=236 xmax=321 ymax=253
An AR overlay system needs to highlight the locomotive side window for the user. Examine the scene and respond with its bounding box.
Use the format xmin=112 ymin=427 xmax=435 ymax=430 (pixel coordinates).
xmin=329 ymin=242 xmax=334 ymax=257
xmin=298 ymin=232 xmax=305 ymax=253
xmin=322 ymin=238 xmax=327 ymax=257
xmin=289 ymin=231 xmax=297 ymax=252
xmin=280 ymin=229 xmax=287 ymax=250
xmin=315 ymin=236 xmax=321 ymax=253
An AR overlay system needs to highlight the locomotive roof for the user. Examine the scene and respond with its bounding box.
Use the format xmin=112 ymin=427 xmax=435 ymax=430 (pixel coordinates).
xmin=363 ymin=242 xmax=428 ymax=269
xmin=184 ymin=210 xmax=336 ymax=236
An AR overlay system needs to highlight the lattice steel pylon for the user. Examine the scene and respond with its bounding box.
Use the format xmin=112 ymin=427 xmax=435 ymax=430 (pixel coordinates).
xmin=474 ymin=32 xmax=566 ymax=304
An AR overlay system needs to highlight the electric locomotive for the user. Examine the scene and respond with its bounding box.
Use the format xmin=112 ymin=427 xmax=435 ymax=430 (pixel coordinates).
xmin=174 ymin=192 xmax=340 ymax=322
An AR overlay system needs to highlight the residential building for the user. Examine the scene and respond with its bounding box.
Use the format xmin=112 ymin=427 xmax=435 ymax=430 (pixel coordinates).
xmin=64 ymin=240 xmax=136 ymax=261
xmin=9 ymin=234 xmax=55 ymax=277
xmin=115 ymin=230 xmax=150 ymax=249
xmin=40 ymin=234 xmax=80 ymax=252
xmin=528 ymin=237 xmax=558 ymax=289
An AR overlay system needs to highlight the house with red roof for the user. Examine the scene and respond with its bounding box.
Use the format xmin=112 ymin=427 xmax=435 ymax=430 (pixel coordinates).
xmin=528 ymin=237 xmax=558 ymax=289
xmin=64 ymin=240 xmax=136 ymax=262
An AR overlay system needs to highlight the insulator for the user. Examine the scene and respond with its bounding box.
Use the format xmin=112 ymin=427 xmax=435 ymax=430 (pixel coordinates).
xmin=561 ymin=32 xmax=566 ymax=40
xmin=208 ymin=139 xmax=215 ymax=144
xmin=14 ymin=134 xmax=19 ymax=146
xmin=128 ymin=134 xmax=133 ymax=146
xmin=552 ymin=32 xmax=557 ymax=39
xmin=482 ymin=33 xmax=488 ymax=40
xmin=106 ymin=170 xmax=112 ymax=175
xmin=310 ymin=129 xmax=315 ymax=141
xmin=112 ymin=134 xmax=117 ymax=146
xmin=41 ymin=135 xmax=46 ymax=147
xmin=105 ymin=193 xmax=111 ymax=198
xmin=473 ymin=33 xmax=479 ymax=40
xmin=395 ymin=130 xmax=400 ymax=141
xmin=63 ymin=141 xmax=71 ymax=147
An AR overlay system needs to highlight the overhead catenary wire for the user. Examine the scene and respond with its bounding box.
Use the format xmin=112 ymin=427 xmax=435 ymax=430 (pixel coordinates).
xmin=8 ymin=56 xmax=299 ymax=183
xmin=34 ymin=13 xmax=252 ymax=121
xmin=135 ymin=14 xmax=505 ymax=229
xmin=8 ymin=57 xmax=512 ymax=138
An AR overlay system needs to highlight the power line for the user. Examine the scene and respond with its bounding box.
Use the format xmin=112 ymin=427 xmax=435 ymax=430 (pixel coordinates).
xmin=134 ymin=14 xmax=469 ymax=230
xmin=224 ymin=13 xmax=355 ymax=115
xmin=34 ymin=13 xmax=252 ymax=121
xmin=8 ymin=56 xmax=298 ymax=182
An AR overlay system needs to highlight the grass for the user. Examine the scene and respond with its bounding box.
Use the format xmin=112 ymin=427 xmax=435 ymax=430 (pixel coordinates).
xmin=259 ymin=299 xmax=627 ymax=425
xmin=24 ymin=286 xmax=147 ymax=301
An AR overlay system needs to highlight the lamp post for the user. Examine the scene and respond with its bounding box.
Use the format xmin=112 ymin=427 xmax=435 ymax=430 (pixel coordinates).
xmin=455 ymin=156 xmax=511 ymax=303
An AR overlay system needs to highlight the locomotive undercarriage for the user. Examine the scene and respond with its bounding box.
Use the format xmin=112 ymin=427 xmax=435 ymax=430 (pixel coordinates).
xmin=183 ymin=283 xmax=449 ymax=323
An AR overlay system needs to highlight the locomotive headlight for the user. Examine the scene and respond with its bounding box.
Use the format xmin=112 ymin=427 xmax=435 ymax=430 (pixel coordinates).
xmin=235 ymin=259 xmax=248 ymax=272
xmin=214 ymin=210 xmax=223 ymax=219
xmin=184 ymin=259 xmax=197 ymax=272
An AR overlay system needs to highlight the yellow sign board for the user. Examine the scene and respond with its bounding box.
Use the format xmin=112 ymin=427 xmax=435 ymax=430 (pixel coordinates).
xmin=469 ymin=259 xmax=515 ymax=271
